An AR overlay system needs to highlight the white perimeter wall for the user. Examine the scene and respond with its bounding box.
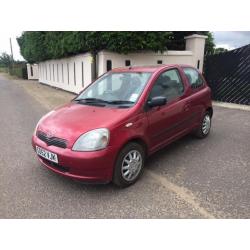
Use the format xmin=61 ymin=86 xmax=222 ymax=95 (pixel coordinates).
xmin=37 ymin=35 xmax=206 ymax=94
xmin=38 ymin=50 xmax=196 ymax=94
xmin=98 ymin=50 xmax=194 ymax=76
xmin=27 ymin=64 xmax=39 ymax=80
xmin=38 ymin=53 xmax=92 ymax=93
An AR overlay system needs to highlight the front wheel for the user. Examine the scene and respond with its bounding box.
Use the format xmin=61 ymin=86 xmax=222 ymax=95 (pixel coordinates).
xmin=113 ymin=142 xmax=145 ymax=188
xmin=194 ymin=112 xmax=212 ymax=138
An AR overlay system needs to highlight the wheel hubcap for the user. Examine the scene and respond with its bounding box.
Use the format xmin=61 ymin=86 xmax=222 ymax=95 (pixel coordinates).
xmin=202 ymin=114 xmax=211 ymax=135
xmin=121 ymin=150 xmax=142 ymax=182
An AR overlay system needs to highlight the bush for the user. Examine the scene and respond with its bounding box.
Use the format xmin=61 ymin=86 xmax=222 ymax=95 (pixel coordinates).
xmin=0 ymin=67 xmax=8 ymax=73
xmin=9 ymin=64 xmax=27 ymax=79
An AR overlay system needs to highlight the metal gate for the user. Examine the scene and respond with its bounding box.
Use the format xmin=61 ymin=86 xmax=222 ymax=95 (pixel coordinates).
xmin=204 ymin=44 xmax=250 ymax=105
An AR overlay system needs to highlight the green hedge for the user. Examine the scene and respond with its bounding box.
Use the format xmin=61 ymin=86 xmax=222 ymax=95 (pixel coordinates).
xmin=9 ymin=64 xmax=27 ymax=79
xmin=0 ymin=67 xmax=8 ymax=73
xmin=17 ymin=32 xmax=174 ymax=63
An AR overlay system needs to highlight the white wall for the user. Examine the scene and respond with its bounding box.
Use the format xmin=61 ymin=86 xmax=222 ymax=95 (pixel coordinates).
xmin=37 ymin=35 xmax=207 ymax=94
xmin=27 ymin=64 xmax=39 ymax=80
xmin=38 ymin=53 xmax=92 ymax=93
xmin=98 ymin=50 xmax=194 ymax=76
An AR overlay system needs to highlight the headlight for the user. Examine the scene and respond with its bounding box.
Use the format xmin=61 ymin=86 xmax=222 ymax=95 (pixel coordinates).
xmin=72 ymin=128 xmax=110 ymax=152
xmin=33 ymin=110 xmax=55 ymax=135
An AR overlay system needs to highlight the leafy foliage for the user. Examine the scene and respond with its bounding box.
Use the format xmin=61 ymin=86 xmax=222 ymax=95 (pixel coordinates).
xmin=17 ymin=32 xmax=48 ymax=63
xmin=167 ymin=31 xmax=215 ymax=56
xmin=0 ymin=52 xmax=13 ymax=67
xmin=214 ymin=47 xmax=228 ymax=54
xmin=17 ymin=32 xmax=174 ymax=63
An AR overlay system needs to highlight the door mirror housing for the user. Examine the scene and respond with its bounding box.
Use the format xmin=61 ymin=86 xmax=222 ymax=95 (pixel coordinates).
xmin=147 ymin=96 xmax=167 ymax=108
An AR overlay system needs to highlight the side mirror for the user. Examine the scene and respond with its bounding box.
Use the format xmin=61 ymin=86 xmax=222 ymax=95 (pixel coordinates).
xmin=147 ymin=96 xmax=167 ymax=108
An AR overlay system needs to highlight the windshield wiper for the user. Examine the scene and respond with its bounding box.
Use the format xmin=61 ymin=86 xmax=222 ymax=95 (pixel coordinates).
xmin=106 ymin=100 xmax=135 ymax=105
xmin=75 ymin=98 xmax=108 ymax=103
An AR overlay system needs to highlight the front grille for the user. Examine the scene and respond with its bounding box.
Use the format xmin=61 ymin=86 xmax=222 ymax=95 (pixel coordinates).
xmin=37 ymin=130 xmax=67 ymax=148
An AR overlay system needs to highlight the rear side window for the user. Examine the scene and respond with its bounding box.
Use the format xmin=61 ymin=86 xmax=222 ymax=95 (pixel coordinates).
xmin=183 ymin=68 xmax=204 ymax=89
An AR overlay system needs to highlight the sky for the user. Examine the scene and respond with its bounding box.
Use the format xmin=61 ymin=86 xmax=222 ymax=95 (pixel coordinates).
xmin=0 ymin=31 xmax=24 ymax=61
xmin=213 ymin=31 xmax=250 ymax=50
xmin=0 ymin=31 xmax=250 ymax=61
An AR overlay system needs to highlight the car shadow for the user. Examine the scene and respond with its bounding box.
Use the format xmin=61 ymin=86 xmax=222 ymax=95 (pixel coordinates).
xmin=146 ymin=134 xmax=196 ymax=171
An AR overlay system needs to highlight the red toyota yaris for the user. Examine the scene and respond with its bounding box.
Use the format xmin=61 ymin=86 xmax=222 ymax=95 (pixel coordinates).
xmin=32 ymin=64 xmax=212 ymax=187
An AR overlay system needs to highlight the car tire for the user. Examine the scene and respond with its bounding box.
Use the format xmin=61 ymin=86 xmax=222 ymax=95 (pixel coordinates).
xmin=194 ymin=111 xmax=212 ymax=139
xmin=113 ymin=142 xmax=145 ymax=188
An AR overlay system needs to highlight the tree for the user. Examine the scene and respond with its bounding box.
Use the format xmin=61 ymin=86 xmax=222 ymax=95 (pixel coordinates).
xmin=0 ymin=52 xmax=13 ymax=67
xmin=17 ymin=32 xmax=48 ymax=63
xmin=167 ymin=31 xmax=215 ymax=56
xmin=204 ymin=32 xmax=216 ymax=56
xmin=214 ymin=47 xmax=228 ymax=54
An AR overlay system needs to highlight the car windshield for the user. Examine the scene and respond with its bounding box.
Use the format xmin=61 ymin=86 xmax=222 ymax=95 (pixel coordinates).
xmin=75 ymin=72 xmax=152 ymax=107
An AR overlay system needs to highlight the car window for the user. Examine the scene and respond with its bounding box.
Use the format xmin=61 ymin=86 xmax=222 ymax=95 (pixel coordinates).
xmin=183 ymin=68 xmax=204 ymax=89
xmin=149 ymin=69 xmax=184 ymax=102
xmin=78 ymin=72 xmax=152 ymax=104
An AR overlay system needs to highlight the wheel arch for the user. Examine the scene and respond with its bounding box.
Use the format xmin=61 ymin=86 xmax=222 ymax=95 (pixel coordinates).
xmin=206 ymin=106 xmax=213 ymax=117
xmin=120 ymin=137 xmax=149 ymax=157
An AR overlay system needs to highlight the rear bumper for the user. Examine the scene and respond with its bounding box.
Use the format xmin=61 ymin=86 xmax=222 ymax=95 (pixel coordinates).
xmin=32 ymin=135 xmax=118 ymax=183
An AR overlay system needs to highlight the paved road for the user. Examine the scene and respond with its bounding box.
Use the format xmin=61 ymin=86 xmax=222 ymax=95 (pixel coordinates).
xmin=0 ymin=74 xmax=250 ymax=218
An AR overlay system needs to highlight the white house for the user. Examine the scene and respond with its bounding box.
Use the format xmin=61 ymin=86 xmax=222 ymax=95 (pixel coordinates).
xmin=28 ymin=34 xmax=207 ymax=94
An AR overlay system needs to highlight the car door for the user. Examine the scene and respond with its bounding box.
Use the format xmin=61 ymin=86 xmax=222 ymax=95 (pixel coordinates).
xmin=145 ymin=68 xmax=192 ymax=152
xmin=182 ymin=67 xmax=206 ymax=126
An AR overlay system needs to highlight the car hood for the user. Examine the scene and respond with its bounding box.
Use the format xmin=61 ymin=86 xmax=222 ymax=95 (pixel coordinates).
xmin=37 ymin=102 xmax=130 ymax=147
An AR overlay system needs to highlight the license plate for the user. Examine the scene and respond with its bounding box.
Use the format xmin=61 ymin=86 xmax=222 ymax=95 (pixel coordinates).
xmin=36 ymin=146 xmax=58 ymax=163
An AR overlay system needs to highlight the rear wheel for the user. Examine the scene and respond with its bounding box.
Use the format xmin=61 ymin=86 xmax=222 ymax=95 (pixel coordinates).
xmin=113 ymin=142 xmax=145 ymax=188
xmin=194 ymin=112 xmax=211 ymax=138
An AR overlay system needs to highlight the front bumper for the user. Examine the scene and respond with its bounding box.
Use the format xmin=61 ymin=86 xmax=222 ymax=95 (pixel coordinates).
xmin=32 ymin=135 xmax=118 ymax=183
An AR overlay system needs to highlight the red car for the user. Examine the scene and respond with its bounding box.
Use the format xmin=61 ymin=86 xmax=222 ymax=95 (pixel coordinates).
xmin=32 ymin=64 xmax=212 ymax=187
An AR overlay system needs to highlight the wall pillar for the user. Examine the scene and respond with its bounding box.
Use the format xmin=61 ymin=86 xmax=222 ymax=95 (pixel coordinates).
xmin=184 ymin=34 xmax=207 ymax=72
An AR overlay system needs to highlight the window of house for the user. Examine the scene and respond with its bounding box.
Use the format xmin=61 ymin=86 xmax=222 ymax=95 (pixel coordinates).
xmin=125 ymin=60 xmax=131 ymax=66
xmin=157 ymin=60 xmax=163 ymax=64
xmin=183 ymin=67 xmax=204 ymax=89
xmin=106 ymin=60 xmax=112 ymax=71
xmin=149 ymin=69 xmax=184 ymax=102
xmin=30 ymin=66 xmax=33 ymax=76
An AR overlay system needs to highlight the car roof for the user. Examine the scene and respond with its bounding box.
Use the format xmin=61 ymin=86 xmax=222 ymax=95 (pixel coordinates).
xmin=110 ymin=64 xmax=195 ymax=73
